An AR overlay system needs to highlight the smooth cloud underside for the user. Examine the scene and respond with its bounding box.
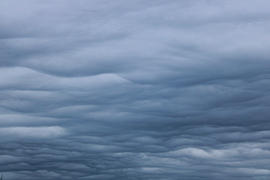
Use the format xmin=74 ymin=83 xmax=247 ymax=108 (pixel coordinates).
xmin=1 ymin=0 xmax=270 ymax=179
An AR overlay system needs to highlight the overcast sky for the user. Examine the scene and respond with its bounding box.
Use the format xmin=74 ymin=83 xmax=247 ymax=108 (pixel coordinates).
xmin=1 ymin=0 xmax=270 ymax=179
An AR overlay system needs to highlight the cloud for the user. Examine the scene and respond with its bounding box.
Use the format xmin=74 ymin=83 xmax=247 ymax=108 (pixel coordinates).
xmin=0 ymin=126 xmax=66 ymax=139
xmin=1 ymin=0 xmax=270 ymax=179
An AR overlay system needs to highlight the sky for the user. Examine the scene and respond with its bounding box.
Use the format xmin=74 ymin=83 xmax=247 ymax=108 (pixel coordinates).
xmin=1 ymin=0 xmax=270 ymax=179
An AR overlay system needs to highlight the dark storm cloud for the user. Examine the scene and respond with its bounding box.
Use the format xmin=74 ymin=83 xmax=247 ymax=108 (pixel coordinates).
xmin=1 ymin=0 xmax=270 ymax=179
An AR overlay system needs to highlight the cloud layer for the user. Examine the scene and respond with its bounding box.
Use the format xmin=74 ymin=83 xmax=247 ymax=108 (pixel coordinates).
xmin=1 ymin=0 xmax=270 ymax=179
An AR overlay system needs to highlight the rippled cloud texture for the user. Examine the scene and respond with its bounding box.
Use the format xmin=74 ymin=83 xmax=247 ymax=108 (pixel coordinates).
xmin=1 ymin=0 xmax=270 ymax=179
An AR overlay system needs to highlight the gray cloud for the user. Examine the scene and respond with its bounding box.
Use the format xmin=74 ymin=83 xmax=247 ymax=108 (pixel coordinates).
xmin=1 ymin=0 xmax=270 ymax=179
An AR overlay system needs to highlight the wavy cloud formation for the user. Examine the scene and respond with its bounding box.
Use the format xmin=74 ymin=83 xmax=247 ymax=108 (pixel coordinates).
xmin=1 ymin=0 xmax=270 ymax=179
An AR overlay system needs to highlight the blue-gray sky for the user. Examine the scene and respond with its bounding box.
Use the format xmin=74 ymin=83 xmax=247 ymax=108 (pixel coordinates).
xmin=1 ymin=0 xmax=270 ymax=179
